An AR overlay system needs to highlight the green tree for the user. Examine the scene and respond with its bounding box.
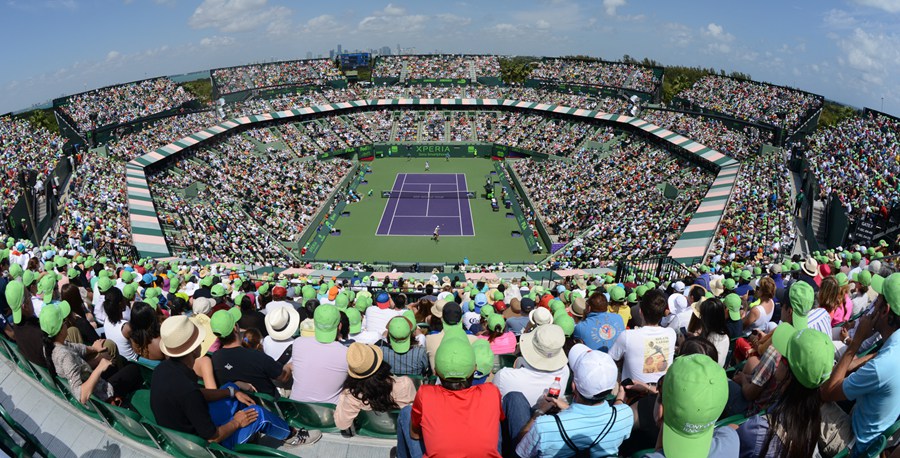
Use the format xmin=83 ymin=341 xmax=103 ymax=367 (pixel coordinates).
xmin=180 ymin=79 xmax=213 ymax=104
xmin=499 ymin=56 xmax=538 ymax=85
xmin=817 ymin=101 xmax=859 ymax=130
xmin=26 ymin=109 xmax=59 ymax=134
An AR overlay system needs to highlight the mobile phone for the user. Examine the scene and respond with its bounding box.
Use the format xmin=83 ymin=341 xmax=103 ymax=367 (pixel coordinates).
xmin=621 ymin=378 xmax=634 ymax=388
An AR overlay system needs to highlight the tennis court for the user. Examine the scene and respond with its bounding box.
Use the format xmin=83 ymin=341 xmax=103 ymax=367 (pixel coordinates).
xmin=376 ymin=173 xmax=476 ymax=236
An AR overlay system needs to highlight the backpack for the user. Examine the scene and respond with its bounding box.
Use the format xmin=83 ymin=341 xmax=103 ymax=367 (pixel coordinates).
xmin=552 ymin=403 xmax=618 ymax=458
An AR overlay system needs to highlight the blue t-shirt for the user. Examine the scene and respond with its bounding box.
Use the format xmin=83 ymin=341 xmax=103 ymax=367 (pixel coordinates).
xmin=506 ymin=316 xmax=530 ymax=336
xmin=641 ymin=426 xmax=740 ymax=458
xmin=574 ymin=312 xmax=625 ymax=352
xmin=843 ymin=331 xmax=900 ymax=448
xmin=517 ymin=403 xmax=633 ymax=458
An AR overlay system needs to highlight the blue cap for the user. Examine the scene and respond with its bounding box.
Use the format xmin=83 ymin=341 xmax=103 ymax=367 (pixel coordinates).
xmin=142 ymin=273 xmax=155 ymax=284
xmin=376 ymin=292 xmax=390 ymax=304
xmin=474 ymin=293 xmax=488 ymax=307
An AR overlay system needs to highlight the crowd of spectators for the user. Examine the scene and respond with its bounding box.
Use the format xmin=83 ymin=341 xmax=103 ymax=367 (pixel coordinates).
xmin=642 ymin=109 xmax=772 ymax=161
xmin=146 ymin=127 xmax=351 ymax=264
xmin=373 ymin=55 xmax=501 ymax=79
xmin=530 ymin=59 xmax=660 ymax=93
xmin=806 ymin=112 xmax=900 ymax=219
xmin=0 ymin=116 xmax=64 ymax=219
xmin=106 ymin=111 xmax=220 ymax=162
xmin=678 ymin=75 xmax=823 ymax=131
xmin=212 ymin=60 xmax=343 ymax=94
xmin=708 ymin=150 xmax=796 ymax=265
xmin=4 ymin=239 xmax=897 ymax=457
xmin=514 ymin=139 xmax=715 ymax=267
xmin=55 ymin=149 xmax=131 ymax=249
xmin=59 ymin=78 xmax=196 ymax=131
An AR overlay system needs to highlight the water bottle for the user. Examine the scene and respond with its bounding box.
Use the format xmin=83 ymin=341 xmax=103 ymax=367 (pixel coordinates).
xmin=547 ymin=376 xmax=561 ymax=399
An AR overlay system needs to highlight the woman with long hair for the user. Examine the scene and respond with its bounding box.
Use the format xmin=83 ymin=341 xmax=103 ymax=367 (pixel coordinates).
xmin=128 ymin=302 xmax=164 ymax=365
xmin=737 ymin=324 xmax=834 ymax=458
xmin=819 ymin=276 xmax=851 ymax=326
xmin=333 ymin=343 xmax=416 ymax=432
xmin=477 ymin=313 xmax=516 ymax=354
xmin=103 ymin=287 xmax=137 ymax=361
xmin=60 ymin=283 xmax=100 ymax=345
xmin=698 ymin=298 xmax=730 ymax=367
xmin=742 ymin=277 xmax=776 ymax=332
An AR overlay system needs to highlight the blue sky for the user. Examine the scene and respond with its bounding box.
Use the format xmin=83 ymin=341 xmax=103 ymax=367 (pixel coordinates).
xmin=1 ymin=0 xmax=899 ymax=116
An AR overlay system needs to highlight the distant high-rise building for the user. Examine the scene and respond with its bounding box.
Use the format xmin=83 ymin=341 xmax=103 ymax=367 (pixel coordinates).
xmin=337 ymin=44 xmax=342 ymax=55
xmin=329 ymin=49 xmax=335 ymax=59
xmin=381 ymin=46 xmax=392 ymax=56
xmin=397 ymin=44 xmax=401 ymax=56
xmin=306 ymin=51 xmax=313 ymax=59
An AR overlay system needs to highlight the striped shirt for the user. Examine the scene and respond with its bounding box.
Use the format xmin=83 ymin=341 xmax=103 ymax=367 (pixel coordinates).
xmin=380 ymin=345 xmax=431 ymax=377
xmin=516 ymin=403 xmax=633 ymax=458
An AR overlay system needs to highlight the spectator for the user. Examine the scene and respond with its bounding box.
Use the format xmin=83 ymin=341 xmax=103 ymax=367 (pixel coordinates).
xmin=493 ymin=324 xmax=570 ymax=406
xmin=477 ymin=312 xmax=517 ymax=354
xmin=506 ymin=297 xmax=534 ymax=336
xmin=397 ymin=337 xmax=503 ymax=457
xmin=424 ymin=301 xmax=477 ymax=370
xmin=573 ymin=291 xmax=625 ymax=352
xmin=211 ymin=308 xmax=291 ymax=398
xmin=7 ymin=280 xmax=48 ymax=367
xmin=263 ymin=305 xmax=299 ymax=364
xmin=696 ymin=298 xmax=730 ymax=367
xmin=334 ymin=343 xmax=416 ymax=431
xmin=508 ymin=343 xmax=634 ymax=457
xmin=102 ymin=287 xmax=137 ymax=361
xmin=380 ymin=316 xmax=430 ymax=377
xmin=290 ymin=305 xmax=348 ymax=404
xmin=151 ymin=316 xmax=320 ymax=449
xmin=608 ymin=290 xmax=676 ymax=384
xmin=821 ymin=273 xmax=900 ymax=455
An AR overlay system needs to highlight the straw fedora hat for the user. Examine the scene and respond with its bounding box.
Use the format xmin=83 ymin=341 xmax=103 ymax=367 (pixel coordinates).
xmin=160 ymin=316 xmax=206 ymax=358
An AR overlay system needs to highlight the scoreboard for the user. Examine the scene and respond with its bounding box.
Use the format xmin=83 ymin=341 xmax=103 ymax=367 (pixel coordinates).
xmin=339 ymin=53 xmax=371 ymax=69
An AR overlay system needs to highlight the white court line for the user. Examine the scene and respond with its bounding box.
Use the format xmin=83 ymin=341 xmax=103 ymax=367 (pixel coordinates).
xmin=384 ymin=173 xmax=407 ymax=236
xmin=425 ymin=184 xmax=431 ymax=217
xmin=460 ymin=173 xmax=475 ymax=236
xmin=456 ymin=174 xmax=464 ymax=234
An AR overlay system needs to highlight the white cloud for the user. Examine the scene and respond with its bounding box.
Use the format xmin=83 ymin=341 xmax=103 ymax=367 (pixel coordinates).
xmin=823 ymin=9 xmax=858 ymax=29
xmin=188 ymin=0 xmax=292 ymax=34
xmin=357 ymin=4 xmax=432 ymax=33
xmin=302 ymin=14 xmax=347 ymax=34
xmin=602 ymin=0 xmax=626 ymax=16
xmin=436 ymin=13 xmax=472 ymax=26
xmin=382 ymin=3 xmax=406 ymax=16
xmin=536 ymin=19 xmax=551 ymax=30
xmin=105 ymin=51 xmax=121 ymax=62
xmin=663 ymin=22 xmax=693 ymax=47
xmin=836 ymin=28 xmax=900 ymax=86
xmin=852 ymin=0 xmax=900 ymax=13
xmin=200 ymin=36 xmax=235 ymax=47
xmin=701 ymin=22 xmax=735 ymax=53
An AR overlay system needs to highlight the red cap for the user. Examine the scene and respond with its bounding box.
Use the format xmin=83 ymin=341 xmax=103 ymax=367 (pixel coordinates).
xmin=272 ymin=286 xmax=287 ymax=299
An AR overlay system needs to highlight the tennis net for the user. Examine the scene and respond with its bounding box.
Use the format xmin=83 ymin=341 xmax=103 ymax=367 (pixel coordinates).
xmin=381 ymin=190 xmax=476 ymax=199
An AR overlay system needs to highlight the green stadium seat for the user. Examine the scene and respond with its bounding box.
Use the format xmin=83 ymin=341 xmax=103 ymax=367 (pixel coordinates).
xmin=497 ymin=353 xmax=518 ymax=369
xmin=273 ymin=398 xmax=338 ymax=432
xmin=353 ymin=409 xmax=400 ymax=438
xmin=53 ymin=375 xmax=102 ymax=421
xmin=90 ymin=398 xmax=160 ymax=449
xmin=135 ymin=360 xmax=156 ymax=388
xmin=130 ymin=389 xmax=156 ymax=423
xmin=230 ymin=443 xmax=302 ymax=457
xmin=0 ymin=401 xmax=55 ymax=458
xmin=0 ymin=424 xmax=26 ymax=458
xmin=631 ymin=448 xmax=656 ymax=458
xmin=142 ymin=421 xmax=217 ymax=458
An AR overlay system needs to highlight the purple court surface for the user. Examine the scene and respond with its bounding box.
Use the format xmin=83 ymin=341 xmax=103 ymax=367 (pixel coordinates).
xmin=376 ymin=173 xmax=476 ymax=236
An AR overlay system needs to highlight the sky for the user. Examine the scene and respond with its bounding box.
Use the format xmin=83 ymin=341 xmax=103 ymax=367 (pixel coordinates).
xmin=1 ymin=0 xmax=900 ymax=116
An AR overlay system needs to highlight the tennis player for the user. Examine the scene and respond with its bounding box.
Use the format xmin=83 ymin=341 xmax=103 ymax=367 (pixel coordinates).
xmin=425 ymin=161 xmax=430 ymax=172
xmin=432 ymin=225 xmax=441 ymax=241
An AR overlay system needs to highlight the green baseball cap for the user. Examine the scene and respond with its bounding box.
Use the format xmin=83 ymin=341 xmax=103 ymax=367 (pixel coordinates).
xmin=39 ymin=300 xmax=71 ymax=337
xmin=646 ymin=282 xmax=657 ymax=290
xmin=335 ymin=293 xmax=350 ymax=309
xmin=882 ymin=273 xmax=900 ymax=315
xmin=210 ymin=307 xmax=242 ymax=338
xmin=37 ymin=274 xmax=56 ymax=302
xmin=355 ymin=295 xmax=373 ymax=313
xmin=723 ymin=293 xmax=741 ymax=321
xmin=609 ymin=285 xmax=626 ymax=302
xmin=771 ymin=323 xmax=834 ymax=389
xmin=121 ymin=271 xmax=135 ymax=284
xmin=486 ymin=313 xmax=505 ymax=333
xmin=635 ymin=285 xmax=648 ymax=298
xmin=661 ymin=354 xmax=728 ymax=458
xmin=169 ymin=277 xmax=181 ymax=293
xmin=5 ymin=281 xmax=25 ymax=324
xmin=626 ymin=292 xmax=638 ymax=304
xmin=123 ymin=282 xmax=138 ymax=301
xmin=387 ymin=316 xmax=413 ymax=353
xmin=313 ymin=305 xmax=340 ymax=343
xmin=144 ymin=296 xmax=159 ymax=310
xmin=210 ymin=284 xmax=226 ymax=298
xmin=554 ymin=313 xmax=575 ymax=337
xmin=67 ymin=268 xmax=79 ymax=280
xmin=233 ymin=293 xmax=246 ymax=307
xmin=548 ymin=299 xmax=565 ymax=314
xmin=199 ymin=275 xmax=214 ymax=288
xmin=835 ymin=273 xmax=849 ymax=288
xmin=853 ymin=270 xmax=872 ymax=287
xmin=740 ymin=270 xmax=751 ymax=281
xmin=23 ymin=270 xmax=36 ymax=288
xmin=472 ymin=339 xmax=495 ymax=376
xmin=98 ymin=270 xmax=111 ymax=279
xmin=480 ymin=304 xmax=495 ymax=319
xmin=788 ymin=282 xmax=815 ymax=329
xmin=345 ymin=307 xmax=362 ymax=334
xmin=145 ymin=287 xmax=161 ymax=299
xmin=872 ymin=274 xmax=886 ymax=294
xmin=257 ymin=282 xmax=271 ymax=295
xmin=434 ymin=337 xmax=475 ymax=380
xmin=723 ymin=278 xmax=736 ymax=291
xmin=98 ymin=277 xmax=114 ymax=293
xmin=8 ymin=264 xmax=23 ymax=280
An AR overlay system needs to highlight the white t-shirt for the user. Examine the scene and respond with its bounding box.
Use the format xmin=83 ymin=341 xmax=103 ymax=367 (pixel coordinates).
xmin=263 ymin=336 xmax=294 ymax=362
xmin=608 ymin=326 xmax=677 ymax=384
xmin=492 ymin=361 xmax=571 ymax=407
xmin=706 ymin=332 xmax=730 ymax=367
xmin=364 ymin=307 xmax=400 ymax=336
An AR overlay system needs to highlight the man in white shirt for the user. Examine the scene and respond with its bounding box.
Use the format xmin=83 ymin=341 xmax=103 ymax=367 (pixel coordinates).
xmin=364 ymin=291 xmax=400 ymax=337
xmin=493 ymin=324 xmax=570 ymax=406
xmin=608 ymin=289 xmax=676 ymax=384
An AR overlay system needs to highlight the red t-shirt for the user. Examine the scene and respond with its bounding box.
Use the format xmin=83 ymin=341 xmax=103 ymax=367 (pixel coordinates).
xmin=411 ymin=383 xmax=504 ymax=457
